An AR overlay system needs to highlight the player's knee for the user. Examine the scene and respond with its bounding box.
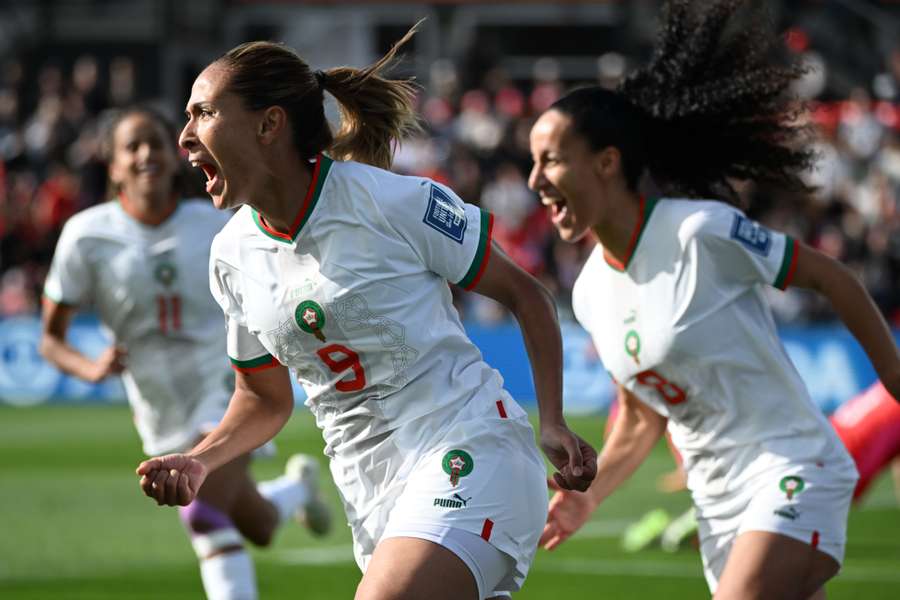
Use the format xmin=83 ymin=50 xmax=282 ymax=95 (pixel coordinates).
xmin=241 ymin=524 xmax=275 ymax=548
xmin=179 ymin=500 xmax=247 ymax=558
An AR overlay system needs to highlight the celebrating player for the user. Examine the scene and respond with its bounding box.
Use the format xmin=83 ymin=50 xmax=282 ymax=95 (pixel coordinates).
xmin=134 ymin=25 xmax=597 ymax=600
xmin=41 ymin=105 xmax=331 ymax=600
xmin=529 ymin=1 xmax=900 ymax=598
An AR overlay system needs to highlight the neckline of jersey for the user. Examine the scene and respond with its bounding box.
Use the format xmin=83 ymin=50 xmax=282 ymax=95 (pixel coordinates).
xmin=116 ymin=193 xmax=181 ymax=229
xmin=602 ymin=196 xmax=659 ymax=272
xmin=252 ymin=154 xmax=334 ymax=243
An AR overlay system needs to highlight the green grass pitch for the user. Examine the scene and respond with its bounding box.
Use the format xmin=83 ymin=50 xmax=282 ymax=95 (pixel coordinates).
xmin=1 ymin=405 xmax=898 ymax=599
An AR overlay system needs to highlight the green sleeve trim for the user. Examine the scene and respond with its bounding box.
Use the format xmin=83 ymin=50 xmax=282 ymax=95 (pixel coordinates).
xmin=773 ymin=236 xmax=798 ymax=290
xmin=230 ymin=354 xmax=277 ymax=369
xmin=42 ymin=289 xmax=77 ymax=307
xmin=456 ymin=210 xmax=493 ymax=290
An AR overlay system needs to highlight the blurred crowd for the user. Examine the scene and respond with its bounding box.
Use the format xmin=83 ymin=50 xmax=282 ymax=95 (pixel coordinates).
xmin=1 ymin=43 xmax=900 ymax=326
xmin=0 ymin=54 xmax=140 ymax=316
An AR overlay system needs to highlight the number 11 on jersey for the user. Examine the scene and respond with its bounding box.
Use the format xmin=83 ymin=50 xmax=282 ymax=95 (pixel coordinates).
xmin=157 ymin=295 xmax=181 ymax=333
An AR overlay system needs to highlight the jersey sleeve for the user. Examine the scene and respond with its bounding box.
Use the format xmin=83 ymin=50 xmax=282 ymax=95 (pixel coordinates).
xmin=692 ymin=206 xmax=798 ymax=290
xmin=209 ymin=254 xmax=280 ymax=374
xmin=43 ymin=218 xmax=92 ymax=306
xmin=388 ymin=180 xmax=494 ymax=290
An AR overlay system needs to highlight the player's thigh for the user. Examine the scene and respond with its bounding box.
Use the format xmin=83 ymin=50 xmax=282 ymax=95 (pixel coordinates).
xmin=714 ymin=530 xmax=838 ymax=600
xmin=196 ymin=451 xmax=253 ymax=509
xmin=356 ymin=536 xmax=477 ymax=600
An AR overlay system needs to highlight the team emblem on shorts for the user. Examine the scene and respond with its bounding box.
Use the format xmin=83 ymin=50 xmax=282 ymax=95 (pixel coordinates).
xmin=295 ymin=300 xmax=326 ymax=342
xmin=442 ymin=449 xmax=474 ymax=487
xmin=153 ymin=262 xmax=177 ymax=287
xmin=624 ymin=330 xmax=641 ymax=365
xmin=779 ymin=475 xmax=805 ymax=500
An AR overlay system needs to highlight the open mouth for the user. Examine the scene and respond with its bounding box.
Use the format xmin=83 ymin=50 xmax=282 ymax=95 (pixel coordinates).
xmin=541 ymin=195 xmax=569 ymax=225
xmin=193 ymin=160 xmax=222 ymax=195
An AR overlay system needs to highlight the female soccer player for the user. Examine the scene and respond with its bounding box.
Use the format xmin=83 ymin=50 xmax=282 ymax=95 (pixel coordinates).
xmin=134 ymin=26 xmax=597 ymax=600
xmin=41 ymin=105 xmax=330 ymax=600
xmin=530 ymin=1 xmax=900 ymax=598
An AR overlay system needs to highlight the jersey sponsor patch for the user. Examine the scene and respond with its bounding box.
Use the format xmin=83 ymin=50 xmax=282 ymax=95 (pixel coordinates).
xmin=423 ymin=184 xmax=466 ymax=243
xmin=730 ymin=214 xmax=772 ymax=256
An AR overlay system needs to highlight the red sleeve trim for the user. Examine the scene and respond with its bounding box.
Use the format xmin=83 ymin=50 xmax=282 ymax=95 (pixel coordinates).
xmin=230 ymin=355 xmax=281 ymax=373
xmin=462 ymin=213 xmax=494 ymax=291
xmin=781 ymin=238 xmax=800 ymax=290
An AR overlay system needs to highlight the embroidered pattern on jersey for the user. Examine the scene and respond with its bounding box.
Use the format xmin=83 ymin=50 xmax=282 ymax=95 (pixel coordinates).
xmin=328 ymin=294 xmax=419 ymax=386
xmin=269 ymin=318 xmax=310 ymax=366
xmin=423 ymin=184 xmax=467 ymax=243
xmin=730 ymin=214 xmax=772 ymax=256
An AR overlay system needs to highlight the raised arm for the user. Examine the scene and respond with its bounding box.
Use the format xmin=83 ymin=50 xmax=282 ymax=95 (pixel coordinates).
xmin=137 ymin=364 xmax=295 ymax=506
xmin=790 ymin=242 xmax=900 ymax=400
xmin=471 ymin=241 xmax=597 ymax=492
xmin=540 ymin=385 xmax=667 ymax=550
xmin=40 ymin=298 xmax=126 ymax=383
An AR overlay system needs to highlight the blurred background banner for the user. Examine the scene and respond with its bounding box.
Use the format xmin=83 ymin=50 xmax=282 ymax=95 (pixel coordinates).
xmin=0 ymin=314 xmax=888 ymax=414
xmin=0 ymin=314 xmax=124 ymax=405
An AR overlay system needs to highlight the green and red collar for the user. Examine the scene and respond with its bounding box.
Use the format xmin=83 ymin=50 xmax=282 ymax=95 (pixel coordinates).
xmin=603 ymin=196 xmax=658 ymax=272
xmin=252 ymin=154 xmax=334 ymax=243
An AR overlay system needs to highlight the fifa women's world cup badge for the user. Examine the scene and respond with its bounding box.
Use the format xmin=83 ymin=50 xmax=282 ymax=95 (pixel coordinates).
xmin=295 ymin=300 xmax=326 ymax=342
xmin=779 ymin=475 xmax=805 ymax=500
xmin=442 ymin=449 xmax=474 ymax=487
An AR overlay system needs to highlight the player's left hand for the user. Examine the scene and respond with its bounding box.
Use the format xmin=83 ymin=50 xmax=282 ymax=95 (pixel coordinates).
xmin=540 ymin=476 xmax=598 ymax=550
xmin=136 ymin=454 xmax=208 ymax=506
xmin=540 ymin=423 xmax=598 ymax=492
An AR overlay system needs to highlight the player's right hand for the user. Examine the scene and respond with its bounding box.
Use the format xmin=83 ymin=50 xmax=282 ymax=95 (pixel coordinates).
xmin=88 ymin=345 xmax=127 ymax=383
xmin=136 ymin=454 xmax=207 ymax=506
xmin=539 ymin=477 xmax=598 ymax=551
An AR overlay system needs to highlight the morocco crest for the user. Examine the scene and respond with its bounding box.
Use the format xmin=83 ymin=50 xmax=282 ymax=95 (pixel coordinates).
xmin=779 ymin=475 xmax=805 ymax=500
xmin=442 ymin=449 xmax=474 ymax=487
xmin=295 ymin=300 xmax=326 ymax=342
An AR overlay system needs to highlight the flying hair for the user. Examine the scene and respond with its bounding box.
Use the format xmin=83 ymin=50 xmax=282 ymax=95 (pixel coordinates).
xmin=554 ymin=0 xmax=816 ymax=204
xmin=621 ymin=0 xmax=816 ymax=201
xmin=217 ymin=20 xmax=423 ymax=170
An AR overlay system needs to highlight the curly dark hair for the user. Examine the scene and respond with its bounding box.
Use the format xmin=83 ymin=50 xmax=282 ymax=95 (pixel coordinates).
xmin=552 ymin=0 xmax=816 ymax=205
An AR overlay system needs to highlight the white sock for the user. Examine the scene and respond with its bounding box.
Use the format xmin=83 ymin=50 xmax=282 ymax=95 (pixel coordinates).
xmin=199 ymin=550 xmax=258 ymax=600
xmin=257 ymin=475 xmax=310 ymax=524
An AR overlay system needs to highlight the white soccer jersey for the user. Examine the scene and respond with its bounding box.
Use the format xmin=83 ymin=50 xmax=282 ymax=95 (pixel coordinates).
xmin=572 ymin=197 xmax=857 ymax=510
xmin=209 ymin=155 xmax=542 ymax=573
xmin=44 ymin=199 xmax=233 ymax=454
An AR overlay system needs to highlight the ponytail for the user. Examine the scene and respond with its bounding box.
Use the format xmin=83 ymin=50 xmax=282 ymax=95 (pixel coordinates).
xmin=318 ymin=21 xmax=422 ymax=169
xmin=218 ymin=21 xmax=422 ymax=171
